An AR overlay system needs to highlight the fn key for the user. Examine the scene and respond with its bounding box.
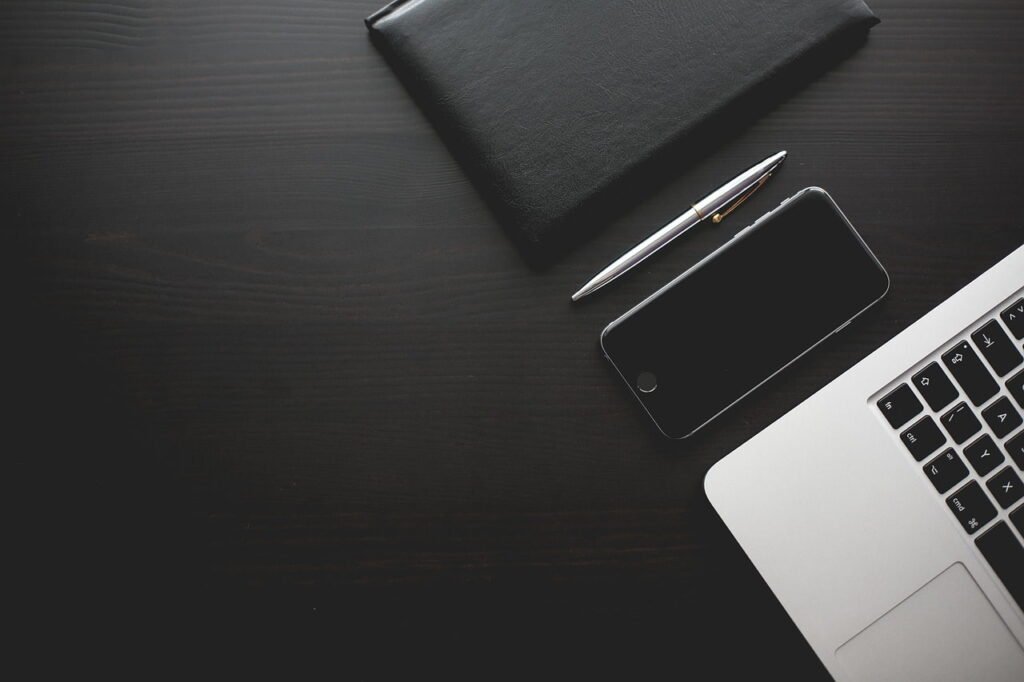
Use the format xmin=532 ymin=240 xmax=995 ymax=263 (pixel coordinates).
xmin=877 ymin=384 xmax=922 ymax=428
xmin=975 ymin=522 xmax=1024 ymax=610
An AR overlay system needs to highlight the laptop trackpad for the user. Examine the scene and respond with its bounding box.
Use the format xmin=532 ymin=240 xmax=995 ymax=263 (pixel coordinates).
xmin=836 ymin=563 xmax=1024 ymax=682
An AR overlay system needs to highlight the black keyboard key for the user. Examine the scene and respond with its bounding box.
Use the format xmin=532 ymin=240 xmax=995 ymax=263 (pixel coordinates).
xmin=877 ymin=384 xmax=922 ymax=429
xmin=946 ymin=481 xmax=997 ymax=534
xmin=899 ymin=416 xmax=946 ymax=461
xmin=963 ymin=434 xmax=1006 ymax=477
xmin=972 ymin=320 xmax=1023 ymax=376
xmin=1009 ymin=370 xmax=1024 ymax=411
xmin=974 ymin=521 xmax=1024 ymax=610
xmin=924 ymin=449 xmax=969 ymax=494
xmin=1007 ymin=432 xmax=1024 ymax=469
xmin=981 ymin=396 xmax=1023 ymax=439
xmin=986 ymin=467 xmax=1024 ymax=509
xmin=940 ymin=402 xmax=981 ymax=444
xmin=942 ymin=341 xmax=999 ymax=406
xmin=911 ymin=362 xmax=959 ymax=411
xmin=1012 ymin=506 xmax=1023 ymax=536
xmin=1001 ymin=298 xmax=1024 ymax=339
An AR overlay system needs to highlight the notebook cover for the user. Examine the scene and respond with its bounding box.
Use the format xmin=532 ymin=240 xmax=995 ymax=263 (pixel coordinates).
xmin=366 ymin=0 xmax=879 ymax=263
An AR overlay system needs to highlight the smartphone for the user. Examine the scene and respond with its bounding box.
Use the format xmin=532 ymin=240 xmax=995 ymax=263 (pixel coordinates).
xmin=600 ymin=187 xmax=890 ymax=439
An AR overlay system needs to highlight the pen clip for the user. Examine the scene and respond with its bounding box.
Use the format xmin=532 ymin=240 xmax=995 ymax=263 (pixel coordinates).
xmin=712 ymin=172 xmax=773 ymax=224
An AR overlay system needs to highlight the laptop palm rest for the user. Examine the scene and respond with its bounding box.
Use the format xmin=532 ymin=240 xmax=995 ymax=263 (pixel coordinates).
xmin=835 ymin=563 xmax=1024 ymax=682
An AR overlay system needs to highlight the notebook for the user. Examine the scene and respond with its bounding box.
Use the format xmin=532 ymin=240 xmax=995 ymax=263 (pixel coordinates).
xmin=366 ymin=0 xmax=879 ymax=263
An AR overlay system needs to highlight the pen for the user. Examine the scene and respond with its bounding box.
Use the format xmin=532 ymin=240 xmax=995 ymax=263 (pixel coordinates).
xmin=571 ymin=150 xmax=787 ymax=302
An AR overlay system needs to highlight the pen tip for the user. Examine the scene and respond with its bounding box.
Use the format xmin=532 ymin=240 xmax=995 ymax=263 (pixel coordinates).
xmin=571 ymin=292 xmax=582 ymax=302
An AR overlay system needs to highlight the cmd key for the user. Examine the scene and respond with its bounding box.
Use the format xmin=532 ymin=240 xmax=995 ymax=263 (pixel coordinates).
xmin=946 ymin=481 xmax=997 ymax=535
xmin=942 ymin=341 xmax=999 ymax=406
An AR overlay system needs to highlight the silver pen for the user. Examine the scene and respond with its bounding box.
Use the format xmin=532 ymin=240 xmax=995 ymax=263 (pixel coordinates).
xmin=571 ymin=150 xmax=787 ymax=302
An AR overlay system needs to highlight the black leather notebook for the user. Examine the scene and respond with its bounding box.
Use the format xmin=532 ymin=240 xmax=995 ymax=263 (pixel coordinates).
xmin=366 ymin=0 xmax=879 ymax=262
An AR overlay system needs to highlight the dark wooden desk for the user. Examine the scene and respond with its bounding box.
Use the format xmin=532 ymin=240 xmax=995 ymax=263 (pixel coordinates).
xmin=5 ymin=0 xmax=1023 ymax=675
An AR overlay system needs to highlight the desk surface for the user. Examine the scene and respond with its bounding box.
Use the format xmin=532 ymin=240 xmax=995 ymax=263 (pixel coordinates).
xmin=6 ymin=0 xmax=1024 ymax=674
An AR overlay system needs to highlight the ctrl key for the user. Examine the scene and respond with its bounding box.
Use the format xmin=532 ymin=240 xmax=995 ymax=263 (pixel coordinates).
xmin=946 ymin=481 xmax=997 ymax=535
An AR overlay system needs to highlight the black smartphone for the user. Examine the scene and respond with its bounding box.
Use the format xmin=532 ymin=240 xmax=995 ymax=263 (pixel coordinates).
xmin=600 ymin=187 xmax=889 ymax=439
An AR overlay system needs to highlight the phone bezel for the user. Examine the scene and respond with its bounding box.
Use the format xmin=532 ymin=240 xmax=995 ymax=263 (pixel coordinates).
xmin=600 ymin=187 xmax=891 ymax=439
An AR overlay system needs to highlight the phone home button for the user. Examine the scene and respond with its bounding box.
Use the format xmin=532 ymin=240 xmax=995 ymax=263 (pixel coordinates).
xmin=637 ymin=372 xmax=658 ymax=393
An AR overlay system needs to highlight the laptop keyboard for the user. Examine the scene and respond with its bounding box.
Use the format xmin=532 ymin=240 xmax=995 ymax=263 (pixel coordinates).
xmin=876 ymin=296 xmax=1024 ymax=612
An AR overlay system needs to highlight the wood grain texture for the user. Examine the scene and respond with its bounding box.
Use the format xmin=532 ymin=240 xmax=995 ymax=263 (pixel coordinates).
xmin=5 ymin=0 xmax=1024 ymax=675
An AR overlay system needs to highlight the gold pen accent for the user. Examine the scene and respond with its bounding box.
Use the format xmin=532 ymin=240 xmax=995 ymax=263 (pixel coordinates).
xmin=712 ymin=172 xmax=773 ymax=224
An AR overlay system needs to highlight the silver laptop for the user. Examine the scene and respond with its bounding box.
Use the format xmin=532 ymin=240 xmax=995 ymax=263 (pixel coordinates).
xmin=706 ymin=244 xmax=1024 ymax=682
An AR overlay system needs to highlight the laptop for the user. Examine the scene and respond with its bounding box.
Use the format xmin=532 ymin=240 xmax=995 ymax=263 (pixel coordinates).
xmin=706 ymin=244 xmax=1024 ymax=681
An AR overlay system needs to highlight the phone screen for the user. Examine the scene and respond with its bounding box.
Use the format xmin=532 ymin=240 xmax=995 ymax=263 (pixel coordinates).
xmin=600 ymin=188 xmax=889 ymax=439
